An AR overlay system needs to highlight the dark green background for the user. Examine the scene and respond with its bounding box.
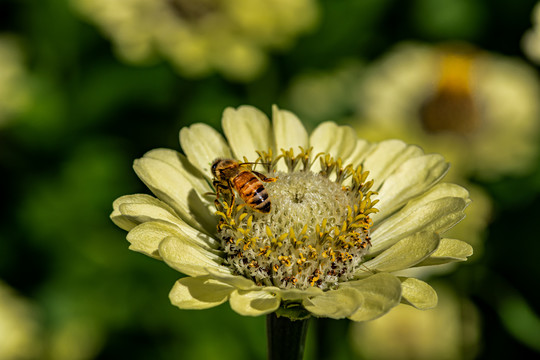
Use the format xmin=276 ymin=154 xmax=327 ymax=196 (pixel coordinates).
xmin=1 ymin=0 xmax=540 ymax=359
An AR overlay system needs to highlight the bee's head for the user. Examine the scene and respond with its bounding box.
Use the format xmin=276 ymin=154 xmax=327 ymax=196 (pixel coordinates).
xmin=211 ymin=158 xmax=238 ymax=178
xmin=210 ymin=158 xmax=224 ymax=178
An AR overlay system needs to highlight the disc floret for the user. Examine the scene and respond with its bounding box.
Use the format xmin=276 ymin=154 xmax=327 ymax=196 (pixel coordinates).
xmin=215 ymin=148 xmax=379 ymax=290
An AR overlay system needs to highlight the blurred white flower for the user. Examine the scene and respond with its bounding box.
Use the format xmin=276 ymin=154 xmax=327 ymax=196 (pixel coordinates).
xmin=354 ymin=42 xmax=540 ymax=180
xmin=72 ymin=0 xmax=319 ymax=81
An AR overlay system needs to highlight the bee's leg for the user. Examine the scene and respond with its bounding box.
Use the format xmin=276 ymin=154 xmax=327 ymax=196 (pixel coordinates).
xmin=204 ymin=183 xmax=218 ymax=197
xmin=252 ymin=171 xmax=277 ymax=183
xmin=212 ymin=180 xmax=222 ymax=193
xmin=213 ymin=182 xmax=222 ymax=208
xmin=213 ymin=181 xmax=229 ymax=209
xmin=226 ymin=180 xmax=236 ymax=216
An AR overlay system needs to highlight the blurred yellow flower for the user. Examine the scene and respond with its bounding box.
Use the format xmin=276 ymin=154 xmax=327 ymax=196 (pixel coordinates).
xmin=72 ymin=0 xmax=319 ymax=81
xmin=0 ymin=35 xmax=31 ymax=127
xmin=48 ymin=319 xmax=103 ymax=360
xmin=350 ymin=283 xmax=480 ymax=360
xmin=111 ymin=105 xmax=472 ymax=321
xmin=0 ymin=281 xmax=42 ymax=360
xmin=354 ymin=42 xmax=540 ymax=180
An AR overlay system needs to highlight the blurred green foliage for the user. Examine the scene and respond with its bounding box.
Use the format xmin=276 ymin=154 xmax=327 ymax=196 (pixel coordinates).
xmin=1 ymin=0 xmax=540 ymax=359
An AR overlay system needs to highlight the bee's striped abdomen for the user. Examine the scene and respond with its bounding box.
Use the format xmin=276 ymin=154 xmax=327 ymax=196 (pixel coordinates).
xmin=233 ymin=171 xmax=271 ymax=213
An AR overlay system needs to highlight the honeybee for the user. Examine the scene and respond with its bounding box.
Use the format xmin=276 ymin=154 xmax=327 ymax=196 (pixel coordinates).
xmin=211 ymin=158 xmax=276 ymax=214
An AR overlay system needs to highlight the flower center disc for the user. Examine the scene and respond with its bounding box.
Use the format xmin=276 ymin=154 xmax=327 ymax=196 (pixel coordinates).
xmin=167 ymin=0 xmax=218 ymax=22
xmin=215 ymin=149 xmax=378 ymax=290
xmin=419 ymin=52 xmax=481 ymax=136
xmin=262 ymin=172 xmax=351 ymax=237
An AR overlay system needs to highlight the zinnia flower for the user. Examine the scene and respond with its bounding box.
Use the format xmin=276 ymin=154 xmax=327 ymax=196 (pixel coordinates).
xmin=111 ymin=105 xmax=472 ymax=321
xmin=354 ymin=42 xmax=540 ymax=180
xmin=72 ymin=0 xmax=318 ymax=81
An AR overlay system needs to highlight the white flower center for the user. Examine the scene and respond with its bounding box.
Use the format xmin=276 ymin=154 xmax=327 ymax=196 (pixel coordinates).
xmin=261 ymin=171 xmax=352 ymax=236
xmin=215 ymin=149 xmax=377 ymax=290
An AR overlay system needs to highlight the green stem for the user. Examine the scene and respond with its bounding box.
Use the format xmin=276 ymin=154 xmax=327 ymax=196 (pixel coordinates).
xmin=266 ymin=313 xmax=310 ymax=360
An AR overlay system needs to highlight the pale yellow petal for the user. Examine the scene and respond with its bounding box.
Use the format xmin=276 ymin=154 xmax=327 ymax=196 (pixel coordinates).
xmin=116 ymin=197 xmax=220 ymax=250
xmin=410 ymin=183 xmax=470 ymax=205
xmin=372 ymin=154 xmax=450 ymax=222
xmin=127 ymin=221 xmax=183 ymax=259
xmin=112 ymin=194 xmax=203 ymax=241
xmin=371 ymin=196 xmax=468 ymax=253
xmin=344 ymin=273 xmax=402 ymax=322
xmin=377 ymin=183 xmax=469 ymax=230
xmin=342 ymin=138 xmax=373 ymax=168
xmin=309 ymin=122 xmax=357 ymax=171
xmin=274 ymin=286 xmax=323 ymax=301
xmin=272 ymin=105 xmax=308 ymax=152
xmin=179 ymin=123 xmax=232 ymax=177
xmin=400 ymin=277 xmax=438 ymax=309
xmin=363 ymin=232 xmax=440 ymax=273
xmin=303 ymin=287 xmax=364 ymax=319
xmin=339 ymin=139 xmax=374 ymax=187
xmin=362 ymin=140 xmax=424 ymax=190
xmin=159 ymin=236 xmax=229 ymax=277
xmin=222 ymin=106 xmax=272 ymax=162
xmin=117 ymin=199 xmax=182 ymax=229
xmin=144 ymin=148 xmax=212 ymax=196
xmin=111 ymin=194 xmax=178 ymax=231
xmin=133 ymin=154 xmax=216 ymax=232
xmin=416 ymin=238 xmax=474 ymax=266
xmin=229 ymin=289 xmax=281 ymax=316
xmin=272 ymin=105 xmax=308 ymax=171
xmin=169 ymin=276 xmax=234 ymax=310
xmin=205 ymin=267 xmax=259 ymax=290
